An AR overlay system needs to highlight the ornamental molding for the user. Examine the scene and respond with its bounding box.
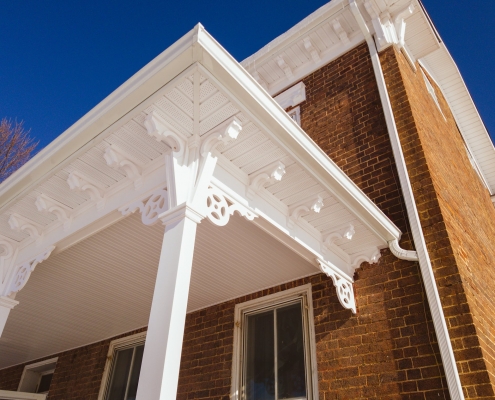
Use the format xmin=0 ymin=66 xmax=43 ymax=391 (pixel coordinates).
xmin=200 ymin=117 xmax=242 ymax=157
xmin=144 ymin=111 xmax=186 ymax=159
xmin=317 ymin=258 xmax=356 ymax=313
xmin=104 ymin=145 xmax=144 ymax=189
xmin=0 ymin=295 xmax=19 ymax=310
xmin=205 ymin=186 xmax=257 ymax=227
xmin=275 ymin=56 xmax=293 ymax=80
xmin=331 ymin=19 xmax=350 ymax=45
xmin=6 ymin=245 xmax=55 ymax=297
xmin=351 ymin=247 xmax=382 ymax=269
xmin=8 ymin=213 xmax=43 ymax=243
xmin=247 ymin=161 xmax=286 ymax=200
xmin=274 ymin=82 xmax=306 ymax=110
xmin=35 ymin=194 xmax=73 ymax=231
xmin=288 ymin=195 xmax=324 ymax=229
xmin=0 ymin=237 xmax=16 ymax=284
xmin=323 ymin=224 xmax=355 ymax=247
xmin=119 ymin=187 xmax=169 ymax=226
xmin=364 ymin=0 xmax=415 ymax=51
xmin=303 ymin=37 xmax=320 ymax=63
xmin=67 ymin=171 xmax=107 ymax=210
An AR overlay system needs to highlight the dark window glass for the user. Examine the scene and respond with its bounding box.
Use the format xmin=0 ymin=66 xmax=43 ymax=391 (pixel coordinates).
xmin=36 ymin=373 xmax=53 ymax=393
xmin=277 ymin=303 xmax=306 ymax=399
xmin=245 ymin=310 xmax=275 ymax=400
xmin=244 ymin=301 xmax=308 ymax=400
xmin=106 ymin=344 xmax=144 ymax=400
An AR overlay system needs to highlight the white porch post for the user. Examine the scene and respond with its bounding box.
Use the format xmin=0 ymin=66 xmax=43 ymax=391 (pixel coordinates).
xmin=0 ymin=297 xmax=18 ymax=337
xmin=135 ymin=204 xmax=203 ymax=400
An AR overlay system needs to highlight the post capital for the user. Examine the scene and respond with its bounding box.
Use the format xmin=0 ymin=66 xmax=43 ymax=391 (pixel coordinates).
xmin=158 ymin=203 xmax=204 ymax=227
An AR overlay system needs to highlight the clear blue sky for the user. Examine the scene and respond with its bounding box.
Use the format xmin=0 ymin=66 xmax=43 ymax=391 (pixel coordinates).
xmin=1 ymin=1 xmax=493 ymax=150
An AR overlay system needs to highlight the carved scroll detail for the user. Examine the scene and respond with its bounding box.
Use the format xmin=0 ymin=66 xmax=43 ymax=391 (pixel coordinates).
xmin=205 ymin=187 xmax=256 ymax=227
xmin=317 ymin=259 xmax=356 ymax=313
xmin=119 ymin=188 xmax=169 ymax=226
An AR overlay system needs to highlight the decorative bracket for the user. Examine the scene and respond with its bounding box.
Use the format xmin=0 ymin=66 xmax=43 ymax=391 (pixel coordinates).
xmin=0 ymin=238 xmax=16 ymax=284
xmin=119 ymin=187 xmax=169 ymax=226
xmin=274 ymin=82 xmax=306 ymax=110
xmin=200 ymin=117 xmax=242 ymax=157
xmin=303 ymin=37 xmax=321 ymax=63
xmin=288 ymin=195 xmax=324 ymax=229
xmin=35 ymin=194 xmax=73 ymax=231
xmin=276 ymin=56 xmax=293 ymax=79
xmin=8 ymin=213 xmax=43 ymax=243
xmin=323 ymin=224 xmax=355 ymax=249
xmin=67 ymin=171 xmax=106 ymax=210
xmin=351 ymin=247 xmax=382 ymax=269
xmin=331 ymin=19 xmax=350 ymax=45
xmin=247 ymin=161 xmax=286 ymax=200
xmin=205 ymin=186 xmax=257 ymax=227
xmin=6 ymin=245 xmax=55 ymax=297
xmin=317 ymin=258 xmax=356 ymax=313
xmin=104 ymin=145 xmax=144 ymax=189
xmin=144 ymin=111 xmax=186 ymax=158
xmin=394 ymin=2 xmax=415 ymax=48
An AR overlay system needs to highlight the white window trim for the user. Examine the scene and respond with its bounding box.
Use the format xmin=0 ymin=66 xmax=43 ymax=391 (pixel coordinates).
xmin=288 ymin=106 xmax=301 ymax=126
xmin=230 ymin=284 xmax=319 ymax=400
xmin=97 ymin=331 xmax=146 ymax=400
xmin=17 ymin=357 xmax=58 ymax=395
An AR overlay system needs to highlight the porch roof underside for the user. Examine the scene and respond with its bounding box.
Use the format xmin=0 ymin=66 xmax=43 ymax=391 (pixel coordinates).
xmin=0 ymin=212 xmax=319 ymax=369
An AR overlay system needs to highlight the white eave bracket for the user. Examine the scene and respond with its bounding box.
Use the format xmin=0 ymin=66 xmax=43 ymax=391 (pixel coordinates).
xmin=317 ymin=258 xmax=356 ymax=313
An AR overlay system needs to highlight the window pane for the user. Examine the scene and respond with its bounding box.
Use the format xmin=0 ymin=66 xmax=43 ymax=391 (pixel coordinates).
xmin=276 ymin=303 xmax=306 ymax=399
xmin=36 ymin=373 xmax=53 ymax=393
xmin=107 ymin=347 xmax=133 ymax=400
xmin=125 ymin=345 xmax=144 ymax=400
xmin=245 ymin=310 xmax=275 ymax=400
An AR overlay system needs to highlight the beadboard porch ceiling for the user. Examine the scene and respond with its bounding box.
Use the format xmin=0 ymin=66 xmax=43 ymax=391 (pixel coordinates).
xmin=0 ymin=211 xmax=317 ymax=369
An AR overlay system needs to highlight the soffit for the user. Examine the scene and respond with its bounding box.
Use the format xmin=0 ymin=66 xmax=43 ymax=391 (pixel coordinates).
xmin=0 ymin=212 xmax=318 ymax=369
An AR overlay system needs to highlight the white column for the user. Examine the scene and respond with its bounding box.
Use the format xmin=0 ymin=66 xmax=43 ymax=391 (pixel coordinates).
xmin=135 ymin=204 xmax=203 ymax=400
xmin=0 ymin=296 xmax=18 ymax=337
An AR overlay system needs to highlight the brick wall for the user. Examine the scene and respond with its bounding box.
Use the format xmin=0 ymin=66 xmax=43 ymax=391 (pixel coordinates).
xmin=379 ymin=45 xmax=495 ymax=398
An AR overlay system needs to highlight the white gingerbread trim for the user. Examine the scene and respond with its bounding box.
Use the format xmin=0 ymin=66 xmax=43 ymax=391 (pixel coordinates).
xmin=275 ymin=56 xmax=293 ymax=79
xmin=103 ymin=145 xmax=144 ymax=189
xmin=119 ymin=187 xmax=169 ymax=226
xmin=35 ymin=194 xmax=73 ymax=231
xmin=204 ymin=186 xmax=256 ymax=227
xmin=8 ymin=213 xmax=43 ymax=243
xmin=274 ymin=82 xmax=306 ymax=110
xmin=144 ymin=111 xmax=186 ymax=159
xmin=288 ymin=195 xmax=324 ymax=229
xmin=317 ymin=258 xmax=356 ymax=313
xmin=323 ymin=224 xmax=355 ymax=248
xmin=351 ymin=247 xmax=382 ymax=269
xmin=67 ymin=171 xmax=106 ymax=210
xmin=247 ymin=161 xmax=286 ymax=200
xmin=331 ymin=19 xmax=350 ymax=45
xmin=303 ymin=37 xmax=320 ymax=63
xmin=200 ymin=116 xmax=242 ymax=157
xmin=6 ymin=245 xmax=55 ymax=297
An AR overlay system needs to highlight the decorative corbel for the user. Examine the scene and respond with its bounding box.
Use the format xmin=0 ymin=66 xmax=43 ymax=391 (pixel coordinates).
xmin=204 ymin=186 xmax=256 ymax=227
xmin=252 ymin=71 xmax=268 ymax=90
xmin=67 ymin=171 xmax=106 ymax=210
xmin=303 ymin=37 xmax=320 ymax=63
xmin=288 ymin=195 xmax=324 ymax=229
xmin=317 ymin=258 xmax=356 ymax=313
xmin=323 ymin=224 xmax=355 ymax=248
xmin=247 ymin=161 xmax=286 ymax=200
xmin=351 ymin=247 xmax=382 ymax=268
xmin=200 ymin=117 xmax=243 ymax=157
xmin=393 ymin=2 xmax=415 ymax=48
xmin=144 ymin=111 xmax=186 ymax=160
xmin=331 ymin=19 xmax=350 ymax=45
xmin=6 ymin=246 xmax=55 ymax=297
xmin=8 ymin=213 xmax=43 ymax=243
xmin=276 ymin=56 xmax=293 ymax=79
xmin=0 ymin=238 xmax=16 ymax=284
xmin=35 ymin=194 xmax=73 ymax=231
xmin=104 ymin=145 xmax=143 ymax=189
xmin=119 ymin=187 xmax=169 ymax=226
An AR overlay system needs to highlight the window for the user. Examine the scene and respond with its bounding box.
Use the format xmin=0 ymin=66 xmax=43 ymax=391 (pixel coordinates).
xmin=98 ymin=332 xmax=146 ymax=400
xmin=18 ymin=357 xmax=57 ymax=395
xmin=231 ymin=284 xmax=318 ymax=400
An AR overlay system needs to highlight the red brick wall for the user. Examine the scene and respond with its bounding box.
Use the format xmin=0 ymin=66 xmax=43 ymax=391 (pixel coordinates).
xmin=379 ymin=45 xmax=495 ymax=398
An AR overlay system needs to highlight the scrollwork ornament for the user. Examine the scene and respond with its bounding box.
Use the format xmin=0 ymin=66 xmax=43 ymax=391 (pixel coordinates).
xmin=120 ymin=188 xmax=169 ymax=226
xmin=317 ymin=258 xmax=356 ymax=313
xmin=205 ymin=187 xmax=257 ymax=227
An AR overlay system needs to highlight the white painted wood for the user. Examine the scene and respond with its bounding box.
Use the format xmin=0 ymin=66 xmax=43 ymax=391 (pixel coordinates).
xmin=0 ymin=296 xmax=18 ymax=337
xmin=135 ymin=205 xmax=200 ymax=400
xmin=0 ymin=391 xmax=46 ymax=400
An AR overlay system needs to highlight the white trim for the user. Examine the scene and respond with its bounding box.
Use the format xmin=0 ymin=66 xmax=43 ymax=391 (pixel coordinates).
xmin=288 ymin=106 xmax=301 ymax=127
xmin=274 ymin=82 xmax=306 ymax=110
xmin=17 ymin=358 xmax=58 ymax=395
xmin=230 ymin=284 xmax=318 ymax=400
xmin=0 ymin=391 xmax=46 ymax=400
xmin=97 ymin=332 xmax=146 ymax=400
xmin=349 ymin=2 xmax=464 ymax=399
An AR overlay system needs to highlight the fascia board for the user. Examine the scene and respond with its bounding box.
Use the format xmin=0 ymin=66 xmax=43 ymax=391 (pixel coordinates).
xmin=0 ymin=25 xmax=200 ymax=212
xmin=196 ymin=28 xmax=401 ymax=243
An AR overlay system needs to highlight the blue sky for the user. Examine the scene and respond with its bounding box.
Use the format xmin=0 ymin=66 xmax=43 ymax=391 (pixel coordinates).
xmin=1 ymin=1 xmax=493 ymax=150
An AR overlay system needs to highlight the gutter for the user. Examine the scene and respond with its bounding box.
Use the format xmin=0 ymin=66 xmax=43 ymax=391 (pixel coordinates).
xmin=349 ymin=1 xmax=464 ymax=399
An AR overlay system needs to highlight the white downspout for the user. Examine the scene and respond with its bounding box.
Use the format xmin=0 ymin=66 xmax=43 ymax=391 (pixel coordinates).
xmin=349 ymin=1 xmax=464 ymax=399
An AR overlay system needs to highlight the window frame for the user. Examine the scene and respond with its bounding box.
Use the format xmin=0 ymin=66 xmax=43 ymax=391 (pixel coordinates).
xmin=97 ymin=331 xmax=146 ymax=400
xmin=230 ymin=284 xmax=319 ymax=400
xmin=18 ymin=357 xmax=58 ymax=395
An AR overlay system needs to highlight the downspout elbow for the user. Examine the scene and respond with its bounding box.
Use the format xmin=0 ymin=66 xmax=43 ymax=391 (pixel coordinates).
xmin=388 ymin=239 xmax=418 ymax=261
